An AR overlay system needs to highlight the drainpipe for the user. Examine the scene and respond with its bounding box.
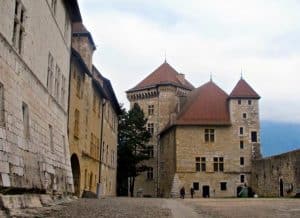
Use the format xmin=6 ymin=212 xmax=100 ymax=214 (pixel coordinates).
xmin=97 ymin=98 xmax=106 ymax=198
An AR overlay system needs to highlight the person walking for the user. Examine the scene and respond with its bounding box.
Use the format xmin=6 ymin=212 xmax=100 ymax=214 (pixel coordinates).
xmin=180 ymin=187 xmax=185 ymax=199
xmin=190 ymin=187 xmax=194 ymax=198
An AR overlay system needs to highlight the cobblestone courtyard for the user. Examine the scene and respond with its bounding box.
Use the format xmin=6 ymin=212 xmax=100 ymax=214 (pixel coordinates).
xmin=6 ymin=197 xmax=299 ymax=218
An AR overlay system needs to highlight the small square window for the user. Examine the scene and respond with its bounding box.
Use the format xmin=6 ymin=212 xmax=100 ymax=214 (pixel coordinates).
xmin=195 ymin=157 xmax=200 ymax=162
xmin=248 ymin=100 xmax=252 ymax=105
xmin=240 ymin=157 xmax=244 ymax=166
xmin=239 ymin=127 xmax=244 ymax=135
xmin=240 ymin=141 xmax=244 ymax=149
xmin=238 ymin=99 xmax=241 ymax=105
xmin=220 ymin=182 xmax=227 ymax=191
xmin=243 ymin=113 xmax=247 ymax=118
xmin=193 ymin=182 xmax=199 ymax=191
xmin=240 ymin=175 xmax=245 ymax=183
xmin=251 ymin=131 xmax=257 ymax=142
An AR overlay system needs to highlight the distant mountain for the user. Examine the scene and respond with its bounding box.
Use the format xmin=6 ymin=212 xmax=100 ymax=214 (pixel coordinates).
xmin=260 ymin=121 xmax=300 ymax=157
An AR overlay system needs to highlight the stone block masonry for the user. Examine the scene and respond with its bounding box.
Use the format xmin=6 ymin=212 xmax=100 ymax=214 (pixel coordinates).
xmin=251 ymin=149 xmax=300 ymax=197
xmin=0 ymin=0 xmax=80 ymax=195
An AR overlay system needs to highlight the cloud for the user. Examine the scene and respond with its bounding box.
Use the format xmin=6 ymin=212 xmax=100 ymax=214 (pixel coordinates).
xmin=78 ymin=0 xmax=300 ymax=122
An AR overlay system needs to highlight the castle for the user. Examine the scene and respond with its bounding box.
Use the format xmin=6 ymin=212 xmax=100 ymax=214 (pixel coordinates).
xmin=127 ymin=61 xmax=261 ymax=197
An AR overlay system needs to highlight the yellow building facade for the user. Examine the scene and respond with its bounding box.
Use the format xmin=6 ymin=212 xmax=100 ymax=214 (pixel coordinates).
xmin=68 ymin=22 xmax=120 ymax=197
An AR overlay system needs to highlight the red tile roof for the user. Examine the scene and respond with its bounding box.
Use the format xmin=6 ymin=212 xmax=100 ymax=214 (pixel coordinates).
xmin=127 ymin=62 xmax=194 ymax=92
xmin=230 ymin=79 xmax=260 ymax=99
xmin=72 ymin=22 xmax=89 ymax=33
xmin=72 ymin=22 xmax=96 ymax=50
xmin=175 ymin=81 xmax=231 ymax=125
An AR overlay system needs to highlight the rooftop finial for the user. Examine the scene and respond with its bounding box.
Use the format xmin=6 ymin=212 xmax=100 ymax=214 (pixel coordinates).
xmin=241 ymin=67 xmax=243 ymax=79
xmin=164 ymin=51 xmax=167 ymax=63
xmin=210 ymin=72 xmax=213 ymax=82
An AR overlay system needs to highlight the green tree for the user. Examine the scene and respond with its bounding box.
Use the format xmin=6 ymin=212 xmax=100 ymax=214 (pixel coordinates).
xmin=117 ymin=103 xmax=151 ymax=197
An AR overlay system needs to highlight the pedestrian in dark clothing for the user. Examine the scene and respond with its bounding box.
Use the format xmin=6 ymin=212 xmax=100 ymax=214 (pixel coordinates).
xmin=180 ymin=187 xmax=185 ymax=199
xmin=190 ymin=187 xmax=194 ymax=198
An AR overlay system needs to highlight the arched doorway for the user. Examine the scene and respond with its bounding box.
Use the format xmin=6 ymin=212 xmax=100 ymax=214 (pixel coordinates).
xmin=71 ymin=154 xmax=80 ymax=197
xmin=279 ymin=179 xmax=284 ymax=197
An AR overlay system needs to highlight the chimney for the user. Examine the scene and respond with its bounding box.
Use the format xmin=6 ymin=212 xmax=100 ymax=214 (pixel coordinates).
xmin=177 ymin=73 xmax=185 ymax=84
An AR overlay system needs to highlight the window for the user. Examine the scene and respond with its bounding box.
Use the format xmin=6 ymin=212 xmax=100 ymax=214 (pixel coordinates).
xmin=193 ymin=182 xmax=199 ymax=191
xmin=251 ymin=131 xmax=257 ymax=142
xmin=243 ymin=113 xmax=247 ymax=119
xmin=12 ymin=0 xmax=25 ymax=54
xmin=49 ymin=125 xmax=54 ymax=152
xmin=106 ymin=144 xmax=109 ymax=163
xmin=148 ymin=105 xmax=154 ymax=115
xmin=238 ymin=99 xmax=241 ymax=105
xmin=240 ymin=140 xmax=244 ymax=149
xmin=0 ymin=83 xmax=5 ymax=126
xmin=47 ymin=53 xmax=54 ymax=94
xmin=22 ymin=102 xmax=29 ymax=139
xmin=61 ymin=75 xmax=66 ymax=106
xmin=147 ymin=146 xmax=154 ymax=158
xmin=64 ymin=13 xmax=69 ymax=39
xmin=147 ymin=123 xmax=154 ymax=135
xmin=239 ymin=127 xmax=244 ymax=135
xmin=240 ymin=175 xmax=245 ymax=183
xmin=147 ymin=167 xmax=153 ymax=180
xmin=195 ymin=157 xmax=206 ymax=172
xmin=51 ymin=0 xmax=57 ymax=15
xmin=248 ymin=100 xmax=252 ymax=105
xmin=220 ymin=182 xmax=227 ymax=191
xmin=62 ymin=135 xmax=66 ymax=163
xmin=240 ymin=157 xmax=244 ymax=166
xmin=55 ymin=65 xmax=60 ymax=99
xmin=204 ymin=129 xmax=215 ymax=143
xmin=74 ymin=109 xmax=80 ymax=138
xmin=214 ymin=157 xmax=224 ymax=172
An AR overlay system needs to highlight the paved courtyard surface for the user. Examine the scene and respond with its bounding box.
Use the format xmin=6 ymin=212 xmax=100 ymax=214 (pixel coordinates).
xmin=7 ymin=197 xmax=300 ymax=218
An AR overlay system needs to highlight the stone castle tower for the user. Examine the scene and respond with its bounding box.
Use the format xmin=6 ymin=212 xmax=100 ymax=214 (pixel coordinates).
xmin=126 ymin=61 xmax=194 ymax=197
xmin=229 ymin=78 xmax=262 ymax=160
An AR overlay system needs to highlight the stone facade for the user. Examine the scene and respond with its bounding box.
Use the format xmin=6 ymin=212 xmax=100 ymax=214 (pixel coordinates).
xmin=126 ymin=62 xmax=193 ymax=197
xmin=68 ymin=23 xmax=120 ymax=197
xmin=251 ymin=149 xmax=300 ymax=197
xmin=0 ymin=0 xmax=81 ymax=194
xmin=159 ymin=82 xmax=261 ymax=198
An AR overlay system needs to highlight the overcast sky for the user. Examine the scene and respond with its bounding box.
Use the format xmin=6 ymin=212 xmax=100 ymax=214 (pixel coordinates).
xmin=78 ymin=0 xmax=300 ymax=123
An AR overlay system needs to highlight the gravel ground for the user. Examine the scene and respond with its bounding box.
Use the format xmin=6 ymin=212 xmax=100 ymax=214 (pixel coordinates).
xmin=39 ymin=197 xmax=172 ymax=218
xmin=184 ymin=198 xmax=300 ymax=218
xmin=5 ymin=197 xmax=300 ymax=218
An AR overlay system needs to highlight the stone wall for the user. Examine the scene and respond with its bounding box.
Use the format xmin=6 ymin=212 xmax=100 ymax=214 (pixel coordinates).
xmin=0 ymin=0 xmax=73 ymax=194
xmin=251 ymin=149 xmax=300 ymax=197
xmin=100 ymin=101 xmax=118 ymax=196
xmin=127 ymin=85 xmax=191 ymax=197
xmin=160 ymin=125 xmax=252 ymax=198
